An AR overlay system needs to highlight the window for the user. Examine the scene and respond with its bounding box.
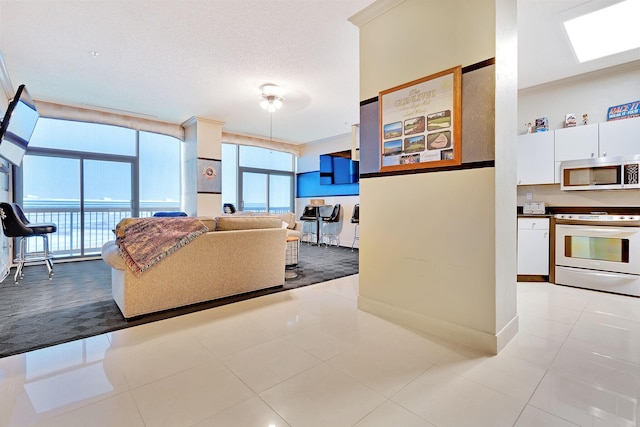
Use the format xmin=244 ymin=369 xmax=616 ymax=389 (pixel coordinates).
xmin=222 ymin=143 xmax=295 ymax=214
xmin=18 ymin=118 xmax=181 ymax=258
xmin=563 ymin=0 xmax=640 ymax=63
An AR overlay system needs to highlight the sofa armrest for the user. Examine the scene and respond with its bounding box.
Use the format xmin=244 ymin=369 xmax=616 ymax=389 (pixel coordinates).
xmin=101 ymin=240 xmax=126 ymax=270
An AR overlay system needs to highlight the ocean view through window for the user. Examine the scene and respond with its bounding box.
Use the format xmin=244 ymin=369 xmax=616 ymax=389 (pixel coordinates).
xmin=16 ymin=118 xmax=181 ymax=258
xmin=223 ymin=143 xmax=295 ymax=214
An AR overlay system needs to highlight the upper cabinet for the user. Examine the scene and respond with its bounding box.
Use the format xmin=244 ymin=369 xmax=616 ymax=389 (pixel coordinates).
xmin=554 ymin=123 xmax=599 ymax=182
xmin=517 ymin=118 xmax=640 ymax=186
xmin=598 ymin=116 xmax=640 ymax=158
xmin=517 ymin=131 xmax=555 ymax=185
xmin=555 ymin=123 xmax=599 ymax=160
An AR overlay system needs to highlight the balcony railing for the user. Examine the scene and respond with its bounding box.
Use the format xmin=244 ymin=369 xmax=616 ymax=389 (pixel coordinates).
xmin=20 ymin=203 xmax=293 ymax=258
xmin=22 ymin=203 xmax=180 ymax=258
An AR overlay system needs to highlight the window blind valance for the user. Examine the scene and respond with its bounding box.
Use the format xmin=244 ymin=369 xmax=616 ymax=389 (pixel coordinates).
xmin=34 ymin=100 xmax=302 ymax=156
xmin=222 ymin=131 xmax=301 ymax=157
xmin=34 ymin=100 xmax=185 ymax=141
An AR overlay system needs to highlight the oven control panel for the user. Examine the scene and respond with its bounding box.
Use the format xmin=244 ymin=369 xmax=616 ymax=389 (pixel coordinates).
xmin=555 ymin=213 xmax=640 ymax=222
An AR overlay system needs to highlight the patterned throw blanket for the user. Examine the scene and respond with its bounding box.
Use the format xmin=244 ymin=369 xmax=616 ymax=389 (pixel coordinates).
xmin=116 ymin=217 xmax=209 ymax=276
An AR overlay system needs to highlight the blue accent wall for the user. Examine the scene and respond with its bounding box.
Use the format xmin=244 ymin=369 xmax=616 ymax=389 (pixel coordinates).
xmin=296 ymin=171 xmax=359 ymax=197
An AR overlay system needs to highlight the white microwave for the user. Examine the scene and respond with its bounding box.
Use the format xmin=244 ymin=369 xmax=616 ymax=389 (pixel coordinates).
xmin=560 ymin=155 xmax=640 ymax=191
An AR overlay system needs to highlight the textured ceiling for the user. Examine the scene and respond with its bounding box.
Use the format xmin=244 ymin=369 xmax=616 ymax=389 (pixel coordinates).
xmin=0 ymin=0 xmax=375 ymax=144
xmin=0 ymin=0 xmax=638 ymax=145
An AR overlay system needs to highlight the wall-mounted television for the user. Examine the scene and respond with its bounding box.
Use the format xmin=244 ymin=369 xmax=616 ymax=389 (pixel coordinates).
xmin=320 ymin=150 xmax=359 ymax=185
xmin=0 ymin=84 xmax=39 ymax=167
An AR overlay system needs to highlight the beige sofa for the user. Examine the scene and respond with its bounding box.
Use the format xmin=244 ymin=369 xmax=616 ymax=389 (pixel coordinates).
xmin=101 ymin=216 xmax=287 ymax=319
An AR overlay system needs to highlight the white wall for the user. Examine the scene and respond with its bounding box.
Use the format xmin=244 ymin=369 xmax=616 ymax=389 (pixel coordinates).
xmin=518 ymin=61 xmax=640 ymax=133
xmin=517 ymin=61 xmax=640 ymax=206
xmin=297 ymin=132 xmax=359 ymax=248
xmin=354 ymin=0 xmax=517 ymax=354
xmin=298 ymin=132 xmax=351 ymax=173
xmin=0 ymin=95 xmax=10 ymax=278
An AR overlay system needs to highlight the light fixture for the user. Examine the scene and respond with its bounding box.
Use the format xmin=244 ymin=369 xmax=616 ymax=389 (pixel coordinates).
xmin=563 ymin=0 xmax=640 ymax=63
xmin=260 ymin=84 xmax=284 ymax=112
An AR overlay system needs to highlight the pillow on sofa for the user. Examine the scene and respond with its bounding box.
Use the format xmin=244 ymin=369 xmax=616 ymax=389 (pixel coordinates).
xmin=215 ymin=216 xmax=282 ymax=231
xmin=196 ymin=216 xmax=217 ymax=231
xmin=275 ymin=212 xmax=297 ymax=230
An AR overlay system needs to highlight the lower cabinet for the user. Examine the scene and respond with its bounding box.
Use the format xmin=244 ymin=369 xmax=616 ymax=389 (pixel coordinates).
xmin=517 ymin=217 xmax=549 ymax=276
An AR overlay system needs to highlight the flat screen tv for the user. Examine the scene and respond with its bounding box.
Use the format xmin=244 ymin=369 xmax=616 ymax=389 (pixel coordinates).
xmin=0 ymin=84 xmax=39 ymax=167
xmin=319 ymin=153 xmax=359 ymax=185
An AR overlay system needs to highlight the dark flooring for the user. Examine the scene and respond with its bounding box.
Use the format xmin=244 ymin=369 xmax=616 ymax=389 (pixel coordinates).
xmin=0 ymin=244 xmax=359 ymax=358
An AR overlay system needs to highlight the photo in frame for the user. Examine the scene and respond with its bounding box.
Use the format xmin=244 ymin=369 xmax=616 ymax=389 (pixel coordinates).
xmin=379 ymin=66 xmax=462 ymax=172
xmin=197 ymin=157 xmax=221 ymax=194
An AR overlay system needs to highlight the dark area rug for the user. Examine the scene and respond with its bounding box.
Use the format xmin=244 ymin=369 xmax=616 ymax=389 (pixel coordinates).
xmin=0 ymin=244 xmax=358 ymax=358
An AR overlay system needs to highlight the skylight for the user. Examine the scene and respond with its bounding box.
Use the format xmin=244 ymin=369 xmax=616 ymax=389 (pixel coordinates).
xmin=563 ymin=0 xmax=640 ymax=63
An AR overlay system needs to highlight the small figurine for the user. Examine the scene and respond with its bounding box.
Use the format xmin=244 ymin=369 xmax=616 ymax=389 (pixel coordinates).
xmin=525 ymin=122 xmax=533 ymax=134
xmin=582 ymin=114 xmax=589 ymax=125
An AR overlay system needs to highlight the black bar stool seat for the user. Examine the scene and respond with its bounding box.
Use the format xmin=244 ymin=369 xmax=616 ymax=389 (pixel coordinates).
xmin=0 ymin=202 xmax=57 ymax=283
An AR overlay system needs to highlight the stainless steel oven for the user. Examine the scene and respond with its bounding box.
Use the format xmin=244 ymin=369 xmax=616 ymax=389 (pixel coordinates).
xmin=555 ymin=213 xmax=640 ymax=296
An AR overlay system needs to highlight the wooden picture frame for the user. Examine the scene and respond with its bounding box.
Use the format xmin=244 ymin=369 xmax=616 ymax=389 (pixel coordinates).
xmin=379 ymin=66 xmax=462 ymax=172
xmin=197 ymin=157 xmax=222 ymax=194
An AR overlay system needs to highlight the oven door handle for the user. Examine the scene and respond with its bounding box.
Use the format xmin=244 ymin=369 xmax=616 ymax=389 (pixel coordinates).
xmin=557 ymin=225 xmax=640 ymax=237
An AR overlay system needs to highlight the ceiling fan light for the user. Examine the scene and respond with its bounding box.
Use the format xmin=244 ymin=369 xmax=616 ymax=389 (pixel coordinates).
xmin=259 ymin=92 xmax=284 ymax=112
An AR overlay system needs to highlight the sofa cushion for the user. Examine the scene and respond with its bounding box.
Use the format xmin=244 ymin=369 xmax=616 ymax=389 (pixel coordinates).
xmin=215 ymin=216 xmax=281 ymax=231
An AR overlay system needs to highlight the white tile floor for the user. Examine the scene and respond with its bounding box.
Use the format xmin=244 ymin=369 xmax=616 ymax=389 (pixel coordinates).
xmin=1 ymin=275 xmax=640 ymax=426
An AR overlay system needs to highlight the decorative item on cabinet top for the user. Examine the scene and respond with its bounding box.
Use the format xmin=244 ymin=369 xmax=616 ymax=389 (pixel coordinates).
xmin=564 ymin=113 xmax=577 ymax=128
xmin=534 ymin=117 xmax=549 ymax=132
xmin=607 ymin=100 xmax=639 ymax=121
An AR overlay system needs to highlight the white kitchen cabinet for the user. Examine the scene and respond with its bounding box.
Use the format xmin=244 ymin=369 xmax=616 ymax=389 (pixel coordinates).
xmin=517 ymin=217 xmax=549 ymax=275
xmin=598 ymin=116 xmax=640 ymax=157
xmin=517 ymin=131 xmax=555 ymax=185
xmin=554 ymin=123 xmax=599 ymax=182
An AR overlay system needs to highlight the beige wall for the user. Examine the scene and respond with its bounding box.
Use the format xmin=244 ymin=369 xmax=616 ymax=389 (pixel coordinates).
xmin=354 ymin=0 xmax=518 ymax=353
xmin=182 ymin=117 xmax=224 ymax=217
xmin=358 ymin=1 xmax=497 ymax=101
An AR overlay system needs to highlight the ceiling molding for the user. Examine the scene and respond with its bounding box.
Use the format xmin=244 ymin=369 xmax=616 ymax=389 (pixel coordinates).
xmin=35 ymin=100 xmax=185 ymax=140
xmin=0 ymin=51 xmax=14 ymax=100
xmin=518 ymin=58 xmax=640 ymax=95
xmin=348 ymin=0 xmax=405 ymax=27
xmin=222 ymin=131 xmax=300 ymax=157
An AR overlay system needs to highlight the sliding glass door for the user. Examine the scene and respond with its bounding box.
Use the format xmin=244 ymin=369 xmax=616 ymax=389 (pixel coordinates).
xmin=83 ymin=159 xmax=133 ymax=254
xmin=239 ymin=169 xmax=293 ymax=214
xmin=20 ymin=154 xmax=134 ymax=257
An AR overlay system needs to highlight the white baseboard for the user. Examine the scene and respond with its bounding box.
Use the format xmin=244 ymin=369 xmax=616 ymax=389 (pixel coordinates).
xmin=357 ymin=295 xmax=519 ymax=355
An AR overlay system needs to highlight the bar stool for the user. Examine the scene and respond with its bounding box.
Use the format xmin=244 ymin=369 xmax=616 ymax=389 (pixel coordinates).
xmin=299 ymin=205 xmax=319 ymax=245
xmin=0 ymin=202 xmax=57 ymax=283
xmin=351 ymin=204 xmax=359 ymax=251
xmin=321 ymin=204 xmax=341 ymax=247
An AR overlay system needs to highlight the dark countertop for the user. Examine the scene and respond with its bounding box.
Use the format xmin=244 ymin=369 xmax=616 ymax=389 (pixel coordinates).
xmin=517 ymin=206 xmax=640 ymax=216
